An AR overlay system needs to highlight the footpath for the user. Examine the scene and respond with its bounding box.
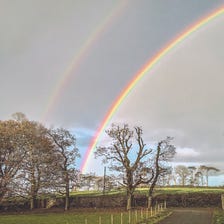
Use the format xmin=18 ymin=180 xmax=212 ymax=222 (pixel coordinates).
xmin=158 ymin=208 xmax=213 ymax=224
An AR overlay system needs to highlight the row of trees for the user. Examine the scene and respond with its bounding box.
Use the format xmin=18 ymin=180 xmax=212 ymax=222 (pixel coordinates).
xmin=0 ymin=113 xmax=80 ymax=210
xmin=76 ymin=163 xmax=220 ymax=193
xmin=2 ymin=113 xmax=220 ymax=211
xmin=174 ymin=165 xmax=219 ymax=187
xmin=1 ymin=115 xmax=176 ymax=210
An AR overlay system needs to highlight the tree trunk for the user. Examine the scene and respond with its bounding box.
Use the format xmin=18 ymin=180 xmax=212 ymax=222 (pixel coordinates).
xmin=65 ymin=172 xmax=70 ymax=211
xmin=65 ymin=192 xmax=69 ymax=211
xmin=30 ymin=192 xmax=37 ymax=210
xmin=30 ymin=197 xmax=35 ymax=210
xmin=147 ymin=195 xmax=152 ymax=209
xmin=0 ymin=185 xmax=7 ymax=203
xmin=206 ymin=172 xmax=209 ymax=187
xmin=0 ymin=195 xmax=3 ymax=204
xmin=182 ymin=175 xmax=185 ymax=186
xmin=201 ymin=176 xmax=204 ymax=186
xmin=126 ymin=192 xmax=132 ymax=210
xmin=30 ymin=182 xmax=37 ymax=210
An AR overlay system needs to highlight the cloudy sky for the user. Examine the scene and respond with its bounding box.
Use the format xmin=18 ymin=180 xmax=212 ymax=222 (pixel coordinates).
xmin=1 ymin=1 xmax=224 ymax=183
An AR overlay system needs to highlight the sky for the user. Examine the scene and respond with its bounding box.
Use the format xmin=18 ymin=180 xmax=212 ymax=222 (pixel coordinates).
xmin=1 ymin=0 xmax=224 ymax=185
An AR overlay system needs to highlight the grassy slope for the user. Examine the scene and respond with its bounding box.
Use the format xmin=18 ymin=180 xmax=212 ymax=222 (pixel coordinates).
xmin=70 ymin=187 xmax=224 ymax=197
xmin=152 ymin=187 xmax=224 ymax=195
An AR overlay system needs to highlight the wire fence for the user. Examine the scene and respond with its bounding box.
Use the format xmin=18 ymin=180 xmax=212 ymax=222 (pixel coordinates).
xmin=65 ymin=201 xmax=167 ymax=224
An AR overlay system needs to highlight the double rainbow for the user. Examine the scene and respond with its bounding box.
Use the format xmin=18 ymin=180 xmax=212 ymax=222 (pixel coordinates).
xmin=81 ymin=6 xmax=224 ymax=173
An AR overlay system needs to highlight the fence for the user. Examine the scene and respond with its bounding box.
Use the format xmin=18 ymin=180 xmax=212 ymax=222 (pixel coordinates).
xmin=69 ymin=201 xmax=167 ymax=224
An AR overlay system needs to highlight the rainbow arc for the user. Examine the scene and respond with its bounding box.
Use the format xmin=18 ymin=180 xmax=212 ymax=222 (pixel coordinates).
xmin=41 ymin=1 xmax=128 ymax=123
xmin=81 ymin=6 xmax=224 ymax=173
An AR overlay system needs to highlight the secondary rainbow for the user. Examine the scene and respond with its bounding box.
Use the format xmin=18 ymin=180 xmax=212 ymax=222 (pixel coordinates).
xmin=40 ymin=0 xmax=128 ymax=123
xmin=81 ymin=6 xmax=224 ymax=173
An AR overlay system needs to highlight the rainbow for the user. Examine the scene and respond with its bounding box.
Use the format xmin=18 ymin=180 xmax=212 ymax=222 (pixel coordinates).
xmin=81 ymin=6 xmax=224 ymax=173
xmin=41 ymin=0 xmax=128 ymax=123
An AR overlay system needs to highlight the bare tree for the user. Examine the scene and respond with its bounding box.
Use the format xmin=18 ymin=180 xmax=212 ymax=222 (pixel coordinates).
xmin=48 ymin=128 xmax=80 ymax=210
xmin=199 ymin=165 xmax=219 ymax=187
xmin=175 ymin=165 xmax=190 ymax=186
xmin=95 ymin=124 xmax=152 ymax=210
xmin=79 ymin=173 xmax=97 ymax=191
xmin=188 ymin=166 xmax=197 ymax=186
xmin=146 ymin=137 xmax=175 ymax=208
xmin=11 ymin=112 xmax=28 ymax=122
xmin=194 ymin=171 xmax=203 ymax=186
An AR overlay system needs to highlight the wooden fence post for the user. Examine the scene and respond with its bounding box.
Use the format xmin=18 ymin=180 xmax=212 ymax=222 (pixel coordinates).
xmin=221 ymin=194 xmax=224 ymax=210
xmin=111 ymin=214 xmax=113 ymax=224
xmin=120 ymin=212 xmax=123 ymax=224
xmin=135 ymin=210 xmax=138 ymax=223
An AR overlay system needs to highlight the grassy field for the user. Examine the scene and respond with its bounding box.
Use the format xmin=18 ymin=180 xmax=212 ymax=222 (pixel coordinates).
xmin=1 ymin=187 xmax=224 ymax=224
xmin=70 ymin=186 xmax=224 ymax=197
xmin=0 ymin=209 xmax=171 ymax=224
xmin=152 ymin=186 xmax=224 ymax=195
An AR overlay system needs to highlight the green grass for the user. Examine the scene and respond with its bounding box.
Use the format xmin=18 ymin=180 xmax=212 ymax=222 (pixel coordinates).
xmin=1 ymin=186 xmax=224 ymax=224
xmin=70 ymin=189 xmax=126 ymax=197
xmin=212 ymin=209 xmax=224 ymax=224
xmin=133 ymin=186 xmax=224 ymax=196
xmin=156 ymin=187 xmax=224 ymax=194
xmin=0 ymin=212 xmax=115 ymax=224
xmin=0 ymin=213 xmax=90 ymax=224
xmin=5 ymin=186 xmax=224 ymax=200
xmin=0 ymin=209 xmax=171 ymax=224
xmin=69 ymin=186 xmax=224 ymax=198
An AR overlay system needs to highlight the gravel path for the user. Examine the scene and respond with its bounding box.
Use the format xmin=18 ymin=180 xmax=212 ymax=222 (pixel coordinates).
xmin=158 ymin=208 xmax=213 ymax=224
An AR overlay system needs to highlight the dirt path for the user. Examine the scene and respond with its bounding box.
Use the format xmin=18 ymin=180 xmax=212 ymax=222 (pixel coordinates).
xmin=158 ymin=208 xmax=213 ymax=224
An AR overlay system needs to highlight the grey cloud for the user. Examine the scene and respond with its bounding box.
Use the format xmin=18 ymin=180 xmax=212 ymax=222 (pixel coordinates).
xmin=111 ymin=16 xmax=224 ymax=170
xmin=1 ymin=0 xmax=224 ymax=174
